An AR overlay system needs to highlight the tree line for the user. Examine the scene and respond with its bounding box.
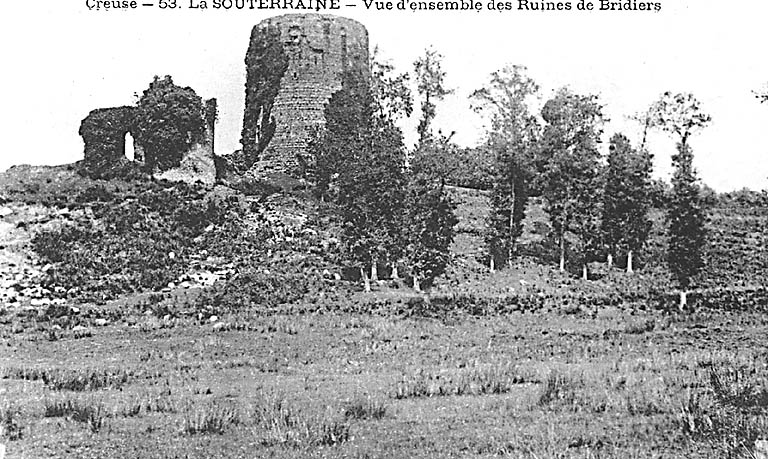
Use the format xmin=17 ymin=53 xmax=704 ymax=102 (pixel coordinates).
xmin=305 ymin=50 xmax=721 ymax=309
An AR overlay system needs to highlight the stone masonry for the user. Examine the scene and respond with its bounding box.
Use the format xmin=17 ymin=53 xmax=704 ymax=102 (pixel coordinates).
xmin=79 ymin=99 xmax=217 ymax=185
xmin=245 ymin=14 xmax=370 ymax=177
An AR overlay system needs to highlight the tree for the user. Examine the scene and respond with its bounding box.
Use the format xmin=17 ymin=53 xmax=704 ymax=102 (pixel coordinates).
xmin=311 ymin=71 xmax=407 ymax=292
xmin=134 ymin=75 xmax=206 ymax=172
xmin=602 ymin=133 xmax=653 ymax=273
xmin=471 ymin=65 xmax=539 ymax=270
xmin=754 ymin=83 xmax=768 ymax=104
xmin=538 ymin=88 xmax=605 ymax=279
xmin=402 ymin=136 xmax=458 ymax=291
xmin=649 ymin=91 xmax=711 ymax=310
xmin=370 ymin=46 xmax=413 ymax=123
xmin=413 ymin=47 xmax=453 ymax=143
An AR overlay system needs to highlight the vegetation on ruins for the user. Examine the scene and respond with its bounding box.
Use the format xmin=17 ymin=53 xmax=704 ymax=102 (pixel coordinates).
xmin=134 ymin=76 xmax=206 ymax=172
xmin=78 ymin=106 xmax=142 ymax=179
xmin=240 ymin=24 xmax=289 ymax=170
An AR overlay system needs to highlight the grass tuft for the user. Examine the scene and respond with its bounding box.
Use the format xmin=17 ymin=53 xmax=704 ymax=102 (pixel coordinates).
xmin=182 ymin=400 xmax=240 ymax=435
xmin=343 ymin=396 xmax=387 ymax=420
xmin=43 ymin=396 xmax=107 ymax=433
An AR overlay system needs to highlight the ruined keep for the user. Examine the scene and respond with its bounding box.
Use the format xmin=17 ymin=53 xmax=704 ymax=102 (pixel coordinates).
xmin=242 ymin=14 xmax=370 ymax=177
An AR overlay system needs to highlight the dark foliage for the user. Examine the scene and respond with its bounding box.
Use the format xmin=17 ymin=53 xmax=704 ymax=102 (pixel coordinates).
xmin=78 ymin=107 xmax=144 ymax=179
xmin=240 ymin=25 xmax=289 ymax=169
xmin=32 ymin=184 xmax=249 ymax=301
xmin=667 ymin=142 xmax=706 ymax=289
xmin=538 ymin=89 xmax=605 ymax=273
xmin=601 ymin=133 xmax=653 ymax=264
xmin=134 ymin=76 xmax=206 ymax=172
xmin=309 ymin=70 xmax=407 ymax=282
xmin=403 ymin=139 xmax=458 ymax=288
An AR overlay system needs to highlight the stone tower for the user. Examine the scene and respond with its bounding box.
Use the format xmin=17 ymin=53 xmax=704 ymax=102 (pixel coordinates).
xmin=242 ymin=14 xmax=369 ymax=177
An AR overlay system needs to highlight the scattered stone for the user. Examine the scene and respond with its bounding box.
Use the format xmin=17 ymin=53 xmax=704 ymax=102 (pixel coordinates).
xmin=94 ymin=318 xmax=109 ymax=326
xmin=209 ymin=315 xmax=218 ymax=323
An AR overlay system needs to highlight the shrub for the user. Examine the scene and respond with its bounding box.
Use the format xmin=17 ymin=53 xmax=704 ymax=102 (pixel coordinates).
xmin=0 ymin=403 xmax=23 ymax=441
xmin=31 ymin=184 xmax=254 ymax=301
xmin=134 ymin=75 xmax=206 ymax=171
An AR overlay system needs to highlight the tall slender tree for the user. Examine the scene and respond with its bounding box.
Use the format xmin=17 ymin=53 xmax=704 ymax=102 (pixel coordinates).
xmin=648 ymin=91 xmax=711 ymax=309
xmin=471 ymin=65 xmax=539 ymax=270
xmin=602 ymin=133 xmax=653 ymax=273
xmin=413 ymin=47 xmax=452 ymax=144
xmin=539 ymin=88 xmax=605 ymax=279
xmin=402 ymin=136 xmax=458 ymax=291
xmin=370 ymin=46 xmax=413 ymax=123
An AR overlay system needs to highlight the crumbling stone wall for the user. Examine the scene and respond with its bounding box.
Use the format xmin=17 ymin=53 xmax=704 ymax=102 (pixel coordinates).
xmin=155 ymin=98 xmax=218 ymax=186
xmin=79 ymin=98 xmax=217 ymax=184
xmin=79 ymin=106 xmax=142 ymax=178
xmin=242 ymin=14 xmax=370 ymax=177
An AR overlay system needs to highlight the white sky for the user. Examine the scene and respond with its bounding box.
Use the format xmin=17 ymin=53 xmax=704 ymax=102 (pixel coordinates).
xmin=2 ymin=0 xmax=767 ymax=191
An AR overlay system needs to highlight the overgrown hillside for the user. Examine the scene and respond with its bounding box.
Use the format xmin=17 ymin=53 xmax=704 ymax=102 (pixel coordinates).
xmin=1 ymin=166 xmax=767 ymax=316
xmin=443 ymin=186 xmax=768 ymax=311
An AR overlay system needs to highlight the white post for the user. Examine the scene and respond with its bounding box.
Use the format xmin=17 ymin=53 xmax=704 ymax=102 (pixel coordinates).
xmin=559 ymin=236 xmax=566 ymax=272
xmin=360 ymin=267 xmax=371 ymax=293
xmin=627 ymin=250 xmax=634 ymax=274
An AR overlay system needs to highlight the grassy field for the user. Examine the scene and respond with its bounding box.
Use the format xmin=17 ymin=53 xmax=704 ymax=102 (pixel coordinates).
xmin=1 ymin=166 xmax=767 ymax=458
xmin=2 ymin=305 xmax=768 ymax=458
